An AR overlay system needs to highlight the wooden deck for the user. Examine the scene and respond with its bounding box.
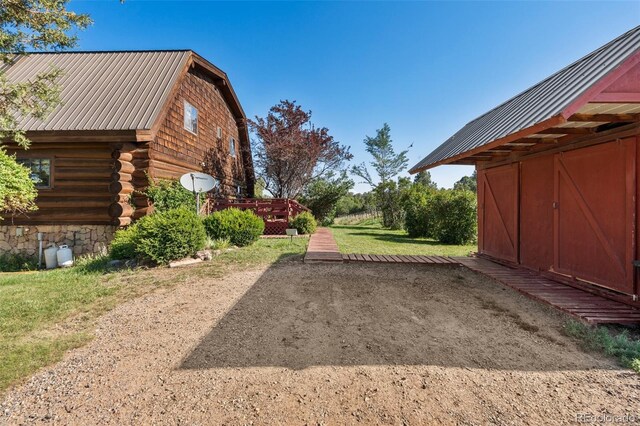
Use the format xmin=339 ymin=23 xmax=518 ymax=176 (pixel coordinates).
xmin=458 ymin=257 xmax=640 ymax=324
xmin=342 ymin=254 xmax=460 ymax=265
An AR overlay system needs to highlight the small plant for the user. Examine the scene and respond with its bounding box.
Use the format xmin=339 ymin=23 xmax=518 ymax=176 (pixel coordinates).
xmin=565 ymin=320 xmax=640 ymax=373
xmin=205 ymin=237 xmax=231 ymax=250
xmin=290 ymin=211 xmax=317 ymax=235
xmin=109 ymin=224 xmax=139 ymax=260
xmin=74 ymin=253 xmax=111 ymax=274
xmin=135 ymin=207 xmax=207 ymax=264
xmin=0 ymin=252 xmax=38 ymax=272
xmin=203 ymin=208 xmax=265 ymax=247
xmin=143 ymin=178 xmax=203 ymax=213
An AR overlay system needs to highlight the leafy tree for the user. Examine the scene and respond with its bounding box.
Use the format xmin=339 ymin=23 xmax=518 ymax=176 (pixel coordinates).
xmin=249 ymin=100 xmax=352 ymax=198
xmin=253 ymin=177 xmax=266 ymax=198
xmin=0 ymin=148 xmax=38 ymax=216
xmin=335 ymin=193 xmax=365 ymax=216
xmin=299 ymin=172 xmax=353 ymax=225
xmin=351 ymin=124 xmax=409 ymax=228
xmin=376 ymin=177 xmax=411 ymax=230
xmin=453 ymin=170 xmax=477 ymax=192
xmin=0 ymin=0 xmax=91 ymax=214
xmin=351 ymin=123 xmax=409 ymax=187
xmin=413 ymin=170 xmax=438 ymax=190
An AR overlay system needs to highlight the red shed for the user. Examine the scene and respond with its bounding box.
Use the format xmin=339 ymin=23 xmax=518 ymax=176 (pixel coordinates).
xmin=411 ymin=26 xmax=640 ymax=304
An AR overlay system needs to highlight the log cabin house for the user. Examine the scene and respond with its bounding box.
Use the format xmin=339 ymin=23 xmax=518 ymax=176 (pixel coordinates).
xmin=411 ymin=26 xmax=640 ymax=305
xmin=1 ymin=50 xmax=255 ymax=256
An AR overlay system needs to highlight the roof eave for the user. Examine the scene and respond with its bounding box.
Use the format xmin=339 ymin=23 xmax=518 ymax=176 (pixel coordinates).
xmin=409 ymin=115 xmax=566 ymax=174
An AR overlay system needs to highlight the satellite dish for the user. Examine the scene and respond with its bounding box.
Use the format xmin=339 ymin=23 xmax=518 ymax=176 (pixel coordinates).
xmin=180 ymin=172 xmax=217 ymax=193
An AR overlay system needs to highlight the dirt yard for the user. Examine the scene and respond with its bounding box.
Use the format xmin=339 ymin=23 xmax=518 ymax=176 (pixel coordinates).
xmin=1 ymin=261 xmax=638 ymax=425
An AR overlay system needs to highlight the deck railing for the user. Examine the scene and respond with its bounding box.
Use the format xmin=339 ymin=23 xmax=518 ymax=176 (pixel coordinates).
xmin=203 ymin=198 xmax=310 ymax=235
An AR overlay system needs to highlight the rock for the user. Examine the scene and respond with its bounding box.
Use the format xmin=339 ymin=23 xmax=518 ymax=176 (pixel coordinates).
xmin=108 ymin=260 xmax=124 ymax=268
xmin=196 ymin=250 xmax=213 ymax=261
xmin=169 ymin=258 xmax=203 ymax=268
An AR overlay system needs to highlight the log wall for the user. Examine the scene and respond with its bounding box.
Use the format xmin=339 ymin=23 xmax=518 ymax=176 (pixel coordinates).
xmin=6 ymin=142 xmax=115 ymax=225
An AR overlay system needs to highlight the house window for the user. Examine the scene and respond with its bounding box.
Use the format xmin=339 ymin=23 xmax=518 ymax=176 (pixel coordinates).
xmin=229 ymin=137 xmax=236 ymax=157
xmin=184 ymin=101 xmax=198 ymax=134
xmin=17 ymin=158 xmax=51 ymax=188
xmin=236 ymin=183 xmax=242 ymax=196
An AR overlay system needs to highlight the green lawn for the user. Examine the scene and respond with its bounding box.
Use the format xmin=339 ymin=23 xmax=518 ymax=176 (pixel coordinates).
xmin=330 ymin=220 xmax=476 ymax=257
xmin=0 ymin=237 xmax=307 ymax=393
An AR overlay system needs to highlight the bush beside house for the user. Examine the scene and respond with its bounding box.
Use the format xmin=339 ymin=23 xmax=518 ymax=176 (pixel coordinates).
xmin=203 ymin=208 xmax=265 ymax=247
xmin=290 ymin=211 xmax=317 ymax=235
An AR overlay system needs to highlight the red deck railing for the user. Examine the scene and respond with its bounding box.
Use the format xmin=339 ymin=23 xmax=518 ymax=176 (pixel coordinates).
xmin=203 ymin=198 xmax=310 ymax=235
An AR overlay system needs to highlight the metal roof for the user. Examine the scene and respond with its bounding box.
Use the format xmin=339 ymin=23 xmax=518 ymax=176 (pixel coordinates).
xmin=410 ymin=25 xmax=640 ymax=173
xmin=3 ymin=50 xmax=191 ymax=131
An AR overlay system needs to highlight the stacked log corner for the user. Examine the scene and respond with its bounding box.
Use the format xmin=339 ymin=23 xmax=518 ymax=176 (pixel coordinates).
xmin=109 ymin=143 xmax=152 ymax=227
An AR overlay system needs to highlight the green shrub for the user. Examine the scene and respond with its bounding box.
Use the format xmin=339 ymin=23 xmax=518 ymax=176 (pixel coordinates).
xmin=134 ymin=207 xmax=206 ymax=264
xmin=289 ymin=211 xmax=317 ymax=235
xmin=144 ymin=178 xmax=202 ymax=213
xmin=109 ymin=225 xmax=138 ymax=260
xmin=431 ymin=190 xmax=477 ymax=245
xmin=0 ymin=252 xmax=38 ymax=272
xmin=203 ymin=208 xmax=265 ymax=247
xmin=402 ymin=184 xmax=435 ymax=238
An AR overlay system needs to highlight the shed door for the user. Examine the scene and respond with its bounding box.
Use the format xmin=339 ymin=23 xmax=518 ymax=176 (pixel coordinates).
xmin=554 ymin=139 xmax=635 ymax=294
xmin=478 ymin=163 xmax=519 ymax=263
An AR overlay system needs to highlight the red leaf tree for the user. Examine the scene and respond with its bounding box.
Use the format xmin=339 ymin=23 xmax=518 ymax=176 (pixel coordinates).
xmin=249 ymin=100 xmax=352 ymax=198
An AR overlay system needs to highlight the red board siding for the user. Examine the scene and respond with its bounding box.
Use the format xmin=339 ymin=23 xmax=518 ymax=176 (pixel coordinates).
xmin=478 ymin=163 xmax=519 ymax=263
xmin=554 ymin=139 xmax=635 ymax=295
xmin=520 ymin=155 xmax=554 ymax=271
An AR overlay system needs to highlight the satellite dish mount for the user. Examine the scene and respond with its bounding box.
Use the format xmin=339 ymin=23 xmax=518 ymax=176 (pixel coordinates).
xmin=180 ymin=172 xmax=217 ymax=215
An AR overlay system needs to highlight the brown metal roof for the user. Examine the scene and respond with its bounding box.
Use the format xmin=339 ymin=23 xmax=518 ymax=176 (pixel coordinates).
xmin=4 ymin=50 xmax=191 ymax=131
xmin=410 ymin=25 xmax=640 ymax=173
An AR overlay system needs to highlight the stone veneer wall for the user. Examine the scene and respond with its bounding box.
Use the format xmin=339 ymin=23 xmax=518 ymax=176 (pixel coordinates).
xmin=0 ymin=225 xmax=116 ymax=258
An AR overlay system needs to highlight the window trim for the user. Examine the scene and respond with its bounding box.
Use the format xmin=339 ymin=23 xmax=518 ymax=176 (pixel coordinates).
xmin=16 ymin=156 xmax=54 ymax=190
xmin=183 ymin=100 xmax=198 ymax=135
xmin=229 ymin=137 xmax=236 ymax=158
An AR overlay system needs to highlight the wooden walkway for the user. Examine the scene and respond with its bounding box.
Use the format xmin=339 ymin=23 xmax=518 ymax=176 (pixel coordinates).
xmin=304 ymin=228 xmax=460 ymax=265
xmin=304 ymin=228 xmax=343 ymax=263
xmin=458 ymin=257 xmax=640 ymax=324
xmin=343 ymin=253 xmax=460 ymax=265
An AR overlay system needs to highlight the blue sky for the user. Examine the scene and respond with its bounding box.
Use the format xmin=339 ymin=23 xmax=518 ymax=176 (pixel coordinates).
xmin=71 ymin=1 xmax=639 ymax=193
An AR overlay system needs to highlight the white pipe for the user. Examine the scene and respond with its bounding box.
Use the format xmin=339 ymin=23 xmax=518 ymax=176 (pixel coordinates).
xmin=37 ymin=232 xmax=43 ymax=270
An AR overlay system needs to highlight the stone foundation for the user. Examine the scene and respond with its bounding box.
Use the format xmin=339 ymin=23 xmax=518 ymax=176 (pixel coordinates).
xmin=0 ymin=225 xmax=117 ymax=258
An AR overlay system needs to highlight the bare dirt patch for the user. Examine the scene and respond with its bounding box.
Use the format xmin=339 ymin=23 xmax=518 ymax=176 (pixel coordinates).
xmin=1 ymin=262 xmax=638 ymax=425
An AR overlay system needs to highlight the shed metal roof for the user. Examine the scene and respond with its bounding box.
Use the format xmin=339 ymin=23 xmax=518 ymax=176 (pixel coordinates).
xmin=3 ymin=50 xmax=191 ymax=131
xmin=410 ymin=25 xmax=640 ymax=173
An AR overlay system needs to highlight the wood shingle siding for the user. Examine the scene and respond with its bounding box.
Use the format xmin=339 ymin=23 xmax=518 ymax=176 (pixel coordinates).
xmin=2 ymin=50 xmax=255 ymax=229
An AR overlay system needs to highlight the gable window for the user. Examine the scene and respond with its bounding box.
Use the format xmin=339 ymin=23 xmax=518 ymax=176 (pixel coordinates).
xmin=229 ymin=137 xmax=236 ymax=157
xmin=17 ymin=158 xmax=51 ymax=188
xmin=184 ymin=101 xmax=198 ymax=134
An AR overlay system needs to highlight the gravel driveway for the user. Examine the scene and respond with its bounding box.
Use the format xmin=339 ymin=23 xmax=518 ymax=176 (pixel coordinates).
xmin=1 ymin=261 xmax=638 ymax=425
